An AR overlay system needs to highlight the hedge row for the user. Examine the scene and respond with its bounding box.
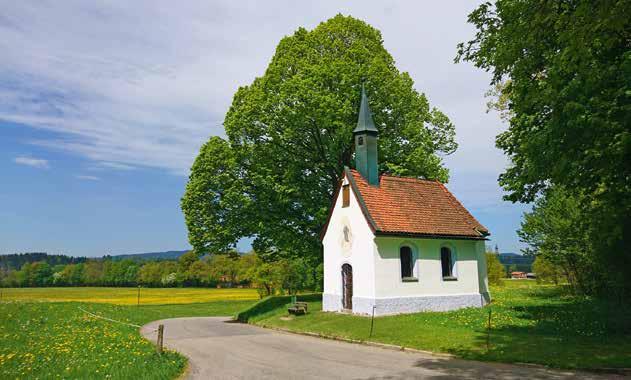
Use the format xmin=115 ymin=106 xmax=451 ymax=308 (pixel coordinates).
xmin=235 ymin=293 xmax=322 ymax=322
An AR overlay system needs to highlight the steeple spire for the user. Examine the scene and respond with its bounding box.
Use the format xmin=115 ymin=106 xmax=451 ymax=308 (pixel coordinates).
xmin=353 ymin=85 xmax=379 ymax=186
xmin=353 ymin=85 xmax=378 ymax=134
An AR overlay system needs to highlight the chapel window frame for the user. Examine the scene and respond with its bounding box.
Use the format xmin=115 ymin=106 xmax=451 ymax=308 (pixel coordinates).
xmin=440 ymin=245 xmax=458 ymax=281
xmin=399 ymin=245 xmax=418 ymax=282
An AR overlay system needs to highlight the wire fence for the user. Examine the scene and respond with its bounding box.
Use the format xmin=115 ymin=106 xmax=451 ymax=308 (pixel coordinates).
xmin=78 ymin=307 xmax=164 ymax=352
xmin=79 ymin=307 xmax=145 ymax=329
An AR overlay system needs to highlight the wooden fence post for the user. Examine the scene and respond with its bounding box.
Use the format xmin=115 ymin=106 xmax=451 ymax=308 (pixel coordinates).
xmin=369 ymin=305 xmax=376 ymax=338
xmin=157 ymin=324 xmax=164 ymax=354
xmin=486 ymin=309 xmax=492 ymax=352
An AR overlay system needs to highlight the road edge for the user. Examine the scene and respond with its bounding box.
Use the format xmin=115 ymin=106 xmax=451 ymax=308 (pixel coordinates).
xmin=251 ymin=321 xmax=631 ymax=377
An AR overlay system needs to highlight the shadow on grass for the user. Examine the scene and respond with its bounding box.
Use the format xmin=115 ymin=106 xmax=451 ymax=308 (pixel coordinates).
xmin=407 ymin=357 xmax=623 ymax=380
xmin=446 ymin=286 xmax=631 ymax=369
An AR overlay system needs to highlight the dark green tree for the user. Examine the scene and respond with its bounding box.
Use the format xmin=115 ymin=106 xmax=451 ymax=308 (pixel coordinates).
xmin=532 ymin=256 xmax=565 ymax=285
xmin=457 ymin=0 xmax=631 ymax=295
xmin=177 ymin=251 xmax=200 ymax=273
xmin=138 ymin=262 xmax=164 ymax=287
xmin=183 ymin=15 xmax=457 ymax=260
xmin=181 ymin=138 xmax=250 ymax=255
xmin=518 ymin=187 xmax=601 ymax=294
xmin=82 ymin=260 xmax=104 ymax=286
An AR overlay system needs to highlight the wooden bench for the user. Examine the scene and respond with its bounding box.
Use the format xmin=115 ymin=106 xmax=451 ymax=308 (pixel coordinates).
xmin=288 ymin=301 xmax=308 ymax=315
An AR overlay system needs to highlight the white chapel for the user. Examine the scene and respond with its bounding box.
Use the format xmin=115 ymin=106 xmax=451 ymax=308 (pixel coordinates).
xmin=321 ymin=87 xmax=491 ymax=316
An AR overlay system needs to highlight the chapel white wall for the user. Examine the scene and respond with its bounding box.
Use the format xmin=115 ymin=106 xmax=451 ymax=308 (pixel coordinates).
xmin=476 ymin=240 xmax=491 ymax=302
xmin=322 ymin=174 xmax=376 ymax=308
xmin=373 ymin=237 xmax=483 ymax=298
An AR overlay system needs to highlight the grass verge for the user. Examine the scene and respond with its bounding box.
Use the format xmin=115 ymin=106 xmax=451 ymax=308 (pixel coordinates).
xmin=235 ymin=293 xmax=321 ymax=322
xmin=249 ymin=281 xmax=631 ymax=370
xmin=0 ymin=299 xmax=254 ymax=379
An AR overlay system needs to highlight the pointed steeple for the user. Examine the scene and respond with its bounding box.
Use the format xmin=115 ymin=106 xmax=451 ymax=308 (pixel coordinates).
xmin=353 ymin=85 xmax=378 ymax=134
xmin=353 ymin=85 xmax=379 ymax=186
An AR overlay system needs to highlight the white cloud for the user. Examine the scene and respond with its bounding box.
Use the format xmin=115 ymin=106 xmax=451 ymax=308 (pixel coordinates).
xmin=97 ymin=162 xmax=136 ymax=171
xmin=0 ymin=1 xmax=502 ymax=176
xmin=14 ymin=156 xmax=49 ymax=169
xmin=0 ymin=1 xmax=525 ymax=250
xmin=75 ymin=175 xmax=101 ymax=181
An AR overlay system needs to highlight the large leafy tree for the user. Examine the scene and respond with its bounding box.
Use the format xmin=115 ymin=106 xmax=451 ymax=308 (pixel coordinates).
xmin=518 ymin=187 xmax=596 ymax=294
xmin=457 ymin=0 xmax=630 ymax=203
xmin=183 ymin=15 xmax=457 ymax=260
xmin=457 ymin=0 xmax=631 ymax=295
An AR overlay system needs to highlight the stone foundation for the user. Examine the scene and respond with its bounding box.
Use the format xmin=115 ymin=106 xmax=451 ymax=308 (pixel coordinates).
xmin=322 ymin=293 xmax=342 ymax=312
xmin=323 ymin=293 xmax=488 ymax=316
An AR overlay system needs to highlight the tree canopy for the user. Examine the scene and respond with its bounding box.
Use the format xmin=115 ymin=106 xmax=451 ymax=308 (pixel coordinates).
xmin=457 ymin=0 xmax=631 ymax=296
xmin=457 ymin=0 xmax=630 ymax=204
xmin=518 ymin=187 xmax=597 ymax=293
xmin=183 ymin=15 xmax=457 ymax=260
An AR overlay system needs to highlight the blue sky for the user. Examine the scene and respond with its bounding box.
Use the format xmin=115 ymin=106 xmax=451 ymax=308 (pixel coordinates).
xmin=0 ymin=1 xmax=529 ymax=257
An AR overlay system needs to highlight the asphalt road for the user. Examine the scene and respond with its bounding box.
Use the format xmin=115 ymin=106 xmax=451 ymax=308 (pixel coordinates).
xmin=140 ymin=317 xmax=621 ymax=380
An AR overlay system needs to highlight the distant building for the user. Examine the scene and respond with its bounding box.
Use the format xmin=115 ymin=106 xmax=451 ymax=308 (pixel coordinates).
xmin=510 ymin=271 xmax=527 ymax=279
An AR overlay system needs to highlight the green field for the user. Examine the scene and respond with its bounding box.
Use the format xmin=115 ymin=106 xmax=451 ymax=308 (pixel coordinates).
xmin=3 ymin=283 xmax=630 ymax=378
xmin=0 ymin=286 xmax=259 ymax=305
xmin=0 ymin=288 xmax=256 ymax=379
xmin=251 ymin=281 xmax=631 ymax=369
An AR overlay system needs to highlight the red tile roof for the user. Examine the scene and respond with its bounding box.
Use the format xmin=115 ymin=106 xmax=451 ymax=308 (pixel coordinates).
xmin=347 ymin=168 xmax=488 ymax=239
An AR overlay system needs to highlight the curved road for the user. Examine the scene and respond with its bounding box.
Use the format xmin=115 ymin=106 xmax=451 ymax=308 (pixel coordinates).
xmin=141 ymin=317 xmax=619 ymax=380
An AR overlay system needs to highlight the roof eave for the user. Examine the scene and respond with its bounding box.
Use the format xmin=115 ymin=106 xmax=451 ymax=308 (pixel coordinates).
xmin=319 ymin=166 xmax=380 ymax=241
xmin=318 ymin=177 xmax=344 ymax=241
xmin=345 ymin=166 xmax=379 ymax=233
xmin=374 ymin=230 xmax=489 ymax=241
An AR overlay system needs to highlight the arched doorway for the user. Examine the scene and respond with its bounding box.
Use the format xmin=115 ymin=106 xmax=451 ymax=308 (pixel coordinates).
xmin=341 ymin=264 xmax=353 ymax=310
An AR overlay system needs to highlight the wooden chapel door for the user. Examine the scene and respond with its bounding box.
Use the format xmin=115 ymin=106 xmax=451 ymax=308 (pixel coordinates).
xmin=342 ymin=264 xmax=353 ymax=310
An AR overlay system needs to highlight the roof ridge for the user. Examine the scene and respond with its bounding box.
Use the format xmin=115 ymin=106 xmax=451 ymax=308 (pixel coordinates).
xmin=347 ymin=168 xmax=440 ymax=184
xmin=343 ymin=169 xmax=489 ymax=239
xmin=380 ymin=174 xmax=441 ymax=184
xmin=437 ymin=182 xmax=488 ymax=234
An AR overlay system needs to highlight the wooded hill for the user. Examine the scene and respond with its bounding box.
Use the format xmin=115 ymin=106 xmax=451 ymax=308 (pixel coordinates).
xmin=0 ymin=253 xmax=87 ymax=271
xmin=0 ymin=250 xmax=189 ymax=271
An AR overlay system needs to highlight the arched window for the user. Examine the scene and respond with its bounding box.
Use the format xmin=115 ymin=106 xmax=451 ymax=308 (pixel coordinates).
xmin=441 ymin=246 xmax=457 ymax=280
xmin=400 ymin=246 xmax=413 ymax=279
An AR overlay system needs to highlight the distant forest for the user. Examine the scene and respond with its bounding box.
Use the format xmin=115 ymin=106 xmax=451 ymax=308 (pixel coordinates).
xmin=0 ymin=252 xmax=322 ymax=296
xmin=0 ymin=253 xmax=87 ymax=271
xmin=497 ymin=253 xmax=534 ymax=273
xmin=0 ymin=251 xmax=189 ymax=272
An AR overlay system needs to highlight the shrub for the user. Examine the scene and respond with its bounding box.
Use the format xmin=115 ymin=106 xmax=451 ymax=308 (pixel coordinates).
xmin=533 ymin=256 xmax=566 ymax=285
xmin=486 ymin=253 xmax=505 ymax=286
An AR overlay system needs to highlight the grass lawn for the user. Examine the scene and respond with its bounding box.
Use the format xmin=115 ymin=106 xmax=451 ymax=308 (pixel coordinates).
xmin=0 ymin=286 xmax=259 ymax=305
xmin=0 ymin=288 xmax=256 ymax=379
xmin=251 ymin=280 xmax=631 ymax=370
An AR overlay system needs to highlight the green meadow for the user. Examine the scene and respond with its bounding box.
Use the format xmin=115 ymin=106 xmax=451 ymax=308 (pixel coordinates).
xmin=2 ymin=282 xmax=629 ymax=379
xmin=251 ymin=280 xmax=631 ymax=370
xmin=0 ymin=290 xmax=255 ymax=379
